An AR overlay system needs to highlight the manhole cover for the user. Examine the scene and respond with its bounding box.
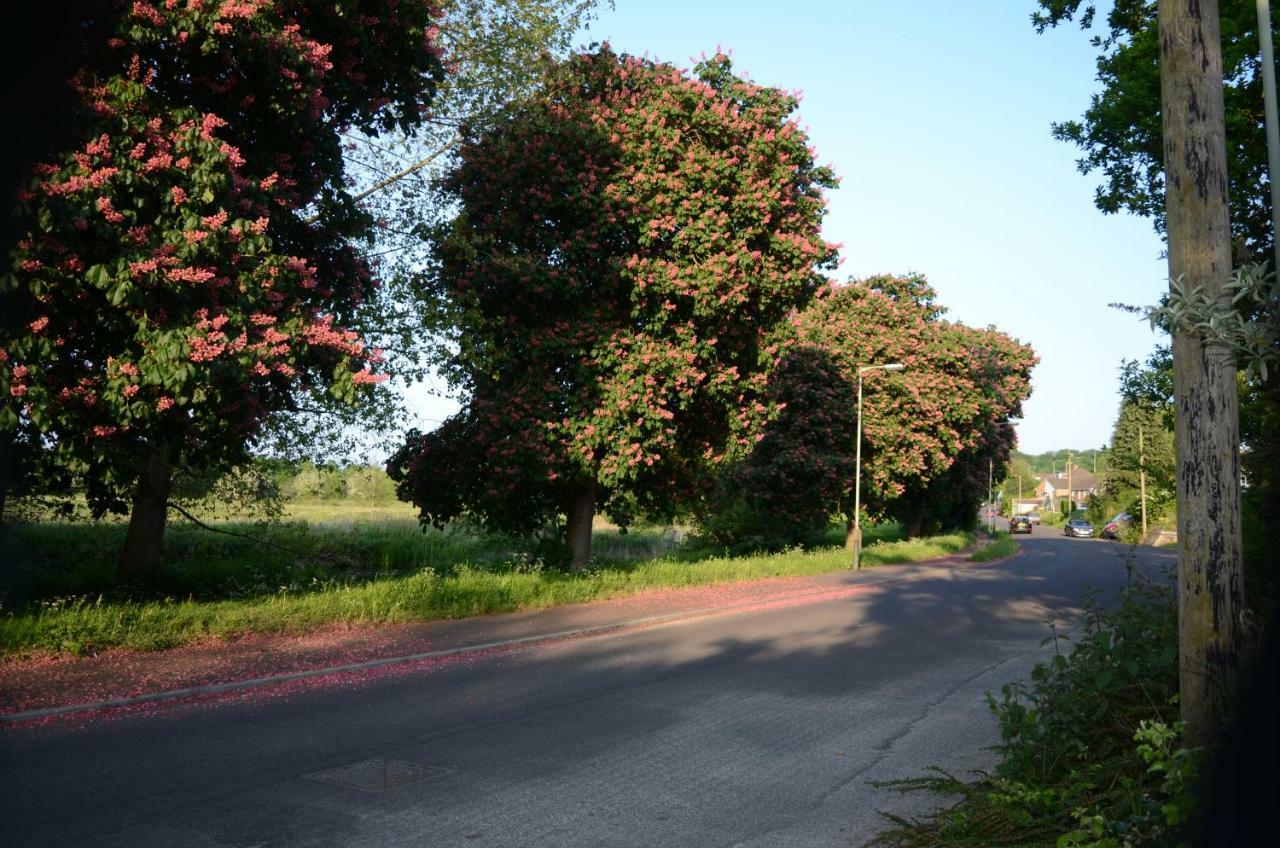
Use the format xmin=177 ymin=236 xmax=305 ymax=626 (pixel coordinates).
xmin=303 ymin=757 xmax=451 ymax=792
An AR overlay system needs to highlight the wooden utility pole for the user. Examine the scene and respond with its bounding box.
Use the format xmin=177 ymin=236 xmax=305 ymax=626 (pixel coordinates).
xmin=1158 ymin=0 xmax=1245 ymax=745
xmin=1139 ymin=424 xmax=1149 ymax=539
xmin=1066 ymin=451 xmax=1073 ymax=512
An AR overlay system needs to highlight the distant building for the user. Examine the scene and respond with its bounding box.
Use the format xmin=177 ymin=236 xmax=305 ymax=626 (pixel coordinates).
xmin=1035 ymin=469 xmax=1097 ymax=510
xmin=1012 ymin=498 xmax=1041 ymax=516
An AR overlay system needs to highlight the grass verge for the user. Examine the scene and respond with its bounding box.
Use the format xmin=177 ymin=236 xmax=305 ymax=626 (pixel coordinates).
xmin=0 ymin=523 xmax=971 ymax=659
xmin=968 ymin=532 xmax=1018 ymax=563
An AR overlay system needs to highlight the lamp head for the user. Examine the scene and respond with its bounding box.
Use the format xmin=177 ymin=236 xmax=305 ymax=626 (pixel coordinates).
xmin=883 ymin=363 xmax=905 ymax=372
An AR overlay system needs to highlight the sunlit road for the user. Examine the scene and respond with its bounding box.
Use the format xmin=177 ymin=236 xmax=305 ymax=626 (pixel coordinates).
xmin=1 ymin=527 xmax=1171 ymax=847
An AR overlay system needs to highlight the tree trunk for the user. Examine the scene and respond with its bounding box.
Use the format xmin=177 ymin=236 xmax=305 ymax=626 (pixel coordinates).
xmin=0 ymin=430 xmax=10 ymax=525
xmin=1158 ymin=0 xmax=1246 ymax=746
xmin=564 ymin=478 xmax=597 ymax=571
xmin=844 ymin=515 xmax=857 ymax=550
xmin=117 ymin=450 xmax=174 ymax=586
xmin=899 ymin=505 xmax=924 ymax=540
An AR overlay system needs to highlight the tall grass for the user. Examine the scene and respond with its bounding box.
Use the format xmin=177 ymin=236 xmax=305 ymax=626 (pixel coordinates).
xmin=0 ymin=516 xmax=970 ymax=658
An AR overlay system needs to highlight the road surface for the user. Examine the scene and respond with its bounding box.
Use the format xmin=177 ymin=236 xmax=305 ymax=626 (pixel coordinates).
xmin=0 ymin=526 xmax=1171 ymax=847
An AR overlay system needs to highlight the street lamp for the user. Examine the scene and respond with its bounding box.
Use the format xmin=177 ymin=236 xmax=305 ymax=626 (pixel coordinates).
xmin=853 ymin=362 xmax=905 ymax=570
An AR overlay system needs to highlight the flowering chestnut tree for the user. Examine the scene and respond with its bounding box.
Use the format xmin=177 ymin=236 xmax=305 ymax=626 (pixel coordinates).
xmin=1 ymin=1 xmax=445 ymax=581
xmin=791 ymin=275 xmax=1036 ymax=538
xmin=388 ymin=47 xmax=838 ymax=568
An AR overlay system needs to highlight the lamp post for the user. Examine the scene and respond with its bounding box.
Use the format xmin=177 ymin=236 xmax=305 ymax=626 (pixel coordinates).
xmin=853 ymin=362 xmax=905 ymax=570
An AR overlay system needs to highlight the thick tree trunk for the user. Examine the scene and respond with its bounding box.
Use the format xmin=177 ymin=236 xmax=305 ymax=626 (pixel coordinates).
xmin=844 ymin=515 xmax=857 ymax=550
xmin=117 ymin=450 xmax=174 ymax=586
xmin=1158 ymin=0 xmax=1245 ymax=746
xmin=564 ymin=478 xmax=597 ymax=571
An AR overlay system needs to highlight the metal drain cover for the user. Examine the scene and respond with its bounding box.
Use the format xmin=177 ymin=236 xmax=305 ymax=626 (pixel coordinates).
xmin=303 ymin=757 xmax=450 ymax=792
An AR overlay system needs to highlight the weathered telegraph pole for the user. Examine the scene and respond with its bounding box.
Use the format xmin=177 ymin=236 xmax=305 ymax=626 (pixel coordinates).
xmin=1158 ymin=0 xmax=1246 ymax=745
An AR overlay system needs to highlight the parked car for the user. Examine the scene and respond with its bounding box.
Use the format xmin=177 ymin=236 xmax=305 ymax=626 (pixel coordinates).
xmin=1100 ymin=512 xmax=1135 ymax=540
xmin=1009 ymin=515 xmax=1032 ymax=534
xmin=1026 ymin=512 xmax=1042 ymax=525
xmin=1063 ymin=519 xmax=1095 ymax=538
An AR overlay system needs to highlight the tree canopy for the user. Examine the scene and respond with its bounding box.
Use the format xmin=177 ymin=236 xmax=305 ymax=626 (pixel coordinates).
xmin=1033 ymin=0 xmax=1278 ymax=257
xmin=791 ymin=275 xmax=1037 ymax=537
xmin=1 ymin=1 xmax=446 ymax=574
xmin=291 ymin=0 xmax=608 ymax=458
xmin=387 ymin=46 xmax=839 ymax=566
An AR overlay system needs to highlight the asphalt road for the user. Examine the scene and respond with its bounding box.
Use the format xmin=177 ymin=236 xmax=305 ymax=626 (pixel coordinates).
xmin=1 ymin=527 xmax=1173 ymax=847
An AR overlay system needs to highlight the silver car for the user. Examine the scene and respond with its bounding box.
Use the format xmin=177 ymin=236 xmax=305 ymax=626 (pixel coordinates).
xmin=1063 ymin=519 xmax=1095 ymax=538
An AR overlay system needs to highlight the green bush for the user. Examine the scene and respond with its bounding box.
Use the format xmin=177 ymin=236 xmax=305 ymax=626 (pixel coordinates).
xmin=1041 ymin=510 xmax=1066 ymax=527
xmin=869 ymin=569 xmax=1200 ymax=847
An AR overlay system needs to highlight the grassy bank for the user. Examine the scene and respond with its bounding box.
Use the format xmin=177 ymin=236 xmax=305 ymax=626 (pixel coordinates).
xmin=0 ymin=518 xmax=971 ymax=658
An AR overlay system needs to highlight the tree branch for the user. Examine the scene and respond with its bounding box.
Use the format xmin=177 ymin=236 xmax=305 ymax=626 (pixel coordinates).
xmin=167 ymin=501 xmax=298 ymax=555
xmin=308 ymin=135 xmax=461 ymax=225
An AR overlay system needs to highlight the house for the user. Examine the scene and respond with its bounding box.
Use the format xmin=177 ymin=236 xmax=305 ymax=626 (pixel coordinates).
xmin=1011 ymin=498 xmax=1041 ymax=516
xmin=1035 ymin=469 xmax=1098 ymax=511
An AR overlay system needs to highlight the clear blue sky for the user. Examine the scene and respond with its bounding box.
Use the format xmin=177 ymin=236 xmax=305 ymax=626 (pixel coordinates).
xmin=405 ymin=0 xmax=1169 ymax=456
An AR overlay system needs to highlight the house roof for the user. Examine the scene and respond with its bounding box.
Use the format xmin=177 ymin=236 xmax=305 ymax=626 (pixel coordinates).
xmin=1042 ymin=469 xmax=1097 ymax=491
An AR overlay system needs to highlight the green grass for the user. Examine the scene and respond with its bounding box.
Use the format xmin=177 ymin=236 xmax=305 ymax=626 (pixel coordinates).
xmin=282 ymin=500 xmax=418 ymax=523
xmin=0 ymin=515 xmax=971 ymax=659
xmin=968 ymin=532 xmax=1018 ymax=563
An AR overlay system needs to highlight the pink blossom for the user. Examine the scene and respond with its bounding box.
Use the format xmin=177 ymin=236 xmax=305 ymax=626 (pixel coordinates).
xmin=130 ymin=2 xmax=163 ymax=26
xmin=29 ymin=317 xmax=49 ymax=334
xmin=156 ymin=397 xmax=174 ymax=412
xmin=142 ymin=153 xmax=173 ymax=173
xmin=89 ymin=167 xmax=119 ymax=188
xmin=167 ymin=266 xmax=216 ymax=284
xmin=351 ymin=368 xmax=389 ymax=385
xmin=200 ymin=112 xmax=228 ymax=140
xmin=95 ymin=196 xmax=125 ymax=223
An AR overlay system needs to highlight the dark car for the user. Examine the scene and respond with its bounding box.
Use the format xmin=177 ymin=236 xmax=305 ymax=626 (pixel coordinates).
xmin=1063 ymin=519 xmax=1095 ymax=538
xmin=1100 ymin=512 xmax=1135 ymax=540
xmin=1009 ymin=515 xmax=1032 ymax=534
